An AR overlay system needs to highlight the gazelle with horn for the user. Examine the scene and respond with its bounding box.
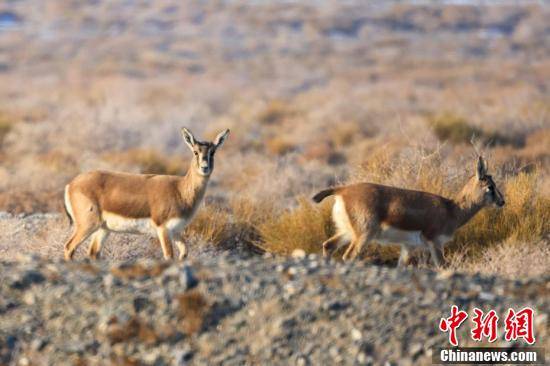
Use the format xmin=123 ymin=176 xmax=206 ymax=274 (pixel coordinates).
xmin=63 ymin=127 xmax=230 ymax=260
xmin=313 ymin=156 xmax=505 ymax=266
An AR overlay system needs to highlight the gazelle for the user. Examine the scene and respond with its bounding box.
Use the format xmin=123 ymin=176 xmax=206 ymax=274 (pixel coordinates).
xmin=313 ymin=156 xmax=505 ymax=266
xmin=63 ymin=127 xmax=230 ymax=261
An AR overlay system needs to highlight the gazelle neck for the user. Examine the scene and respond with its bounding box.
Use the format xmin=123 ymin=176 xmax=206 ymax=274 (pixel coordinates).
xmin=178 ymin=164 xmax=210 ymax=201
xmin=452 ymin=179 xmax=484 ymax=229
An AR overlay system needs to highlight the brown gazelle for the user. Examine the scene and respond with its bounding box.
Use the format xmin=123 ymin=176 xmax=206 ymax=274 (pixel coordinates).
xmin=63 ymin=127 xmax=230 ymax=261
xmin=313 ymin=156 xmax=505 ymax=266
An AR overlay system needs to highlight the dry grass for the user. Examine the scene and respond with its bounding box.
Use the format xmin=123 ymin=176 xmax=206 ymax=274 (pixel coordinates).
xmin=450 ymin=240 xmax=550 ymax=278
xmin=427 ymin=112 xmax=482 ymax=145
xmin=255 ymin=197 xmax=333 ymax=255
xmin=184 ymin=204 xmax=237 ymax=248
xmin=0 ymin=110 xmax=14 ymax=147
xmin=0 ymin=1 xmax=549 ymax=279
xmin=451 ymin=172 xmax=550 ymax=253
xmin=103 ymin=149 xmax=186 ymax=175
xmin=257 ymin=100 xmax=294 ymax=125
xmin=265 ymin=136 xmax=296 ymax=156
xmin=427 ymin=112 xmax=524 ymax=147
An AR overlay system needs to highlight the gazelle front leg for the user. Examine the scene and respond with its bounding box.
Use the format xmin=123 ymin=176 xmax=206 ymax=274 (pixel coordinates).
xmin=175 ymin=240 xmax=188 ymax=260
xmin=156 ymin=226 xmax=174 ymax=260
xmin=87 ymin=228 xmax=109 ymax=260
xmin=398 ymin=245 xmax=412 ymax=267
xmin=426 ymin=240 xmax=445 ymax=268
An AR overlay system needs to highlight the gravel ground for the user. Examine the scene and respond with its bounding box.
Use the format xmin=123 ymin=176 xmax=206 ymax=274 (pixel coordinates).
xmin=0 ymin=253 xmax=548 ymax=366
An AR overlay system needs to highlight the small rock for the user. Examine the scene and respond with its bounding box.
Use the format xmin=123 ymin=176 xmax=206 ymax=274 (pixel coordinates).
xmin=291 ymin=249 xmax=306 ymax=259
xmin=179 ymin=265 xmax=198 ymax=290
xmin=287 ymin=267 xmax=298 ymax=276
xmin=173 ymin=346 xmax=194 ymax=366
xmin=10 ymin=270 xmax=45 ymax=290
xmin=133 ymin=296 xmax=150 ymax=313
xmin=295 ymin=354 xmax=309 ymax=366
xmin=478 ymin=292 xmax=496 ymax=301
xmin=351 ymin=328 xmax=362 ymax=341
xmin=409 ymin=343 xmax=424 ymax=359
xmin=22 ymin=292 xmax=36 ymax=305
xmin=103 ymin=274 xmax=119 ymax=292
xmin=31 ymin=338 xmax=48 ymax=351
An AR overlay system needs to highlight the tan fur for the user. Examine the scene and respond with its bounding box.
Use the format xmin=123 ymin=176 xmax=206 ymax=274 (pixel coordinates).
xmin=63 ymin=128 xmax=230 ymax=260
xmin=318 ymin=157 xmax=505 ymax=267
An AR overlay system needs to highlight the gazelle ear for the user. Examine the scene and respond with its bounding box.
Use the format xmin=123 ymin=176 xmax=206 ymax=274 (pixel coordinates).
xmin=181 ymin=127 xmax=196 ymax=150
xmin=476 ymin=156 xmax=487 ymax=180
xmin=214 ymin=129 xmax=230 ymax=148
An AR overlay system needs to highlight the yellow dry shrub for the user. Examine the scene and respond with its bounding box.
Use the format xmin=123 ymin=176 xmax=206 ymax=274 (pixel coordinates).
xmin=184 ymin=204 xmax=235 ymax=247
xmin=257 ymin=100 xmax=292 ymax=125
xmin=451 ymin=172 xmax=550 ymax=255
xmin=104 ymin=149 xmax=186 ymax=175
xmin=256 ymin=197 xmax=333 ymax=255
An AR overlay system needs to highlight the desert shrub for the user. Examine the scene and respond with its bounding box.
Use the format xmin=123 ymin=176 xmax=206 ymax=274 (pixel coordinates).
xmin=330 ymin=122 xmax=364 ymax=146
xmin=0 ymin=189 xmax=63 ymax=214
xmin=257 ymin=100 xmax=292 ymax=125
xmin=38 ymin=150 xmax=79 ymax=174
xmin=265 ymin=135 xmax=296 ymax=156
xmin=104 ymin=149 xmax=186 ymax=175
xmin=355 ymin=142 xmax=462 ymax=197
xmin=255 ymin=197 xmax=333 ymax=255
xmin=427 ymin=112 xmax=524 ymax=147
xmin=450 ymin=239 xmax=550 ymax=278
xmin=184 ymin=198 xmax=274 ymax=250
xmin=451 ymin=172 xmax=550 ymax=254
xmin=427 ymin=112 xmax=482 ymax=145
xmin=184 ymin=204 xmax=236 ymax=248
xmin=0 ymin=110 xmax=14 ymax=146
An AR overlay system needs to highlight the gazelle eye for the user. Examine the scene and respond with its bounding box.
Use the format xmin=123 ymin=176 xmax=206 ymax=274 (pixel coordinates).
xmin=194 ymin=152 xmax=198 ymax=156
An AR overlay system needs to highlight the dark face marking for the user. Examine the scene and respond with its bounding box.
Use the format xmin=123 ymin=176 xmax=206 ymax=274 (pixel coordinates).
xmin=191 ymin=141 xmax=217 ymax=176
xmin=481 ymin=175 xmax=505 ymax=207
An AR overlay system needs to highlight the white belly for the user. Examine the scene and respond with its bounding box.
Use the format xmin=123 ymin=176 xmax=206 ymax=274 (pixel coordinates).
xmin=375 ymin=224 xmax=424 ymax=247
xmin=102 ymin=211 xmax=156 ymax=235
xmin=165 ymin=217 xmax=188 ymax=235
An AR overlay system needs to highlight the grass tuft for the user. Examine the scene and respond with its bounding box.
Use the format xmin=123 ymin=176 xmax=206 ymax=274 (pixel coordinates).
xmin=255 ymin=197 xmax=333 ymax=255
xmin=0 ymin=110 xmax=15 ymax=146
xmin=427 ymin=112 xmax=482 ymax=145
xmin=451 ymin=172 xmax=550 ymax=254
xmin=104 ymin=149 xmax=186 ymax=175
xmin=257 ymin=100 xmax=292 ymax=125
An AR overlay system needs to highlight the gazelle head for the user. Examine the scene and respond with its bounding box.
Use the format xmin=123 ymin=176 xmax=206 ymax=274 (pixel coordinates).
xmin=181 ymin=127 xmax=230 ymax=176
xmin=470 ymin=156 xmax=505 ymax=208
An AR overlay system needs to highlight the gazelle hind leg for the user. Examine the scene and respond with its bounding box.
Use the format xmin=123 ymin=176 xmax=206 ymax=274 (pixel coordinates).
xmin=87 ymin=228 xmax=109 ymax=260
xmin=64 ymin=225 xmax=99 ymax=260
xmin=322 ymin=233 xmax=347 ymax=258
xmin=427 ymin=240 xmax=445 ymax=268
xmin=156 ymin=226 xmax=174 ymax=260
xmin=63 ymin=191 xmax=101 ymax=260
xmin=342 ymin=230 xmax=376 ymax=261
xmin=175 ymin=240 xmax=187 ymax=260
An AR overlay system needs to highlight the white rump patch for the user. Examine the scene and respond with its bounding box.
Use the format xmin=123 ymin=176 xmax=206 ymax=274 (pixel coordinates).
xmin=332 ymin=196 xmax=354 ymax=241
